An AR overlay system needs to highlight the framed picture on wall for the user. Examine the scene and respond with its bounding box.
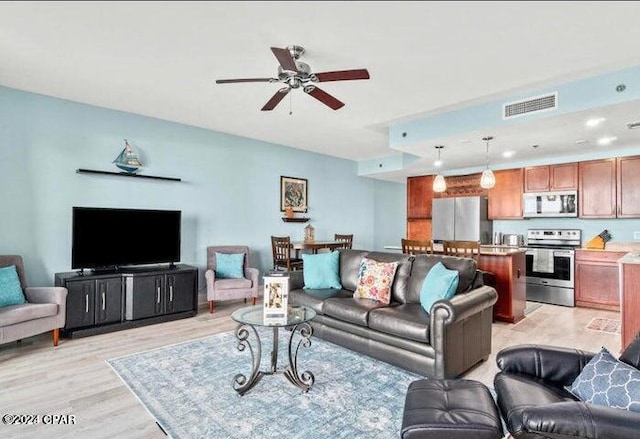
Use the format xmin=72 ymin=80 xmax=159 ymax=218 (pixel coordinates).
xmin=280 ymin=176 xmax=308 ymax=212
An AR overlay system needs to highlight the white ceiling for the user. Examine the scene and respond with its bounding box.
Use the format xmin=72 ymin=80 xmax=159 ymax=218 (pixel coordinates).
xmin=2 ymin=1 xmax=640 ymax=177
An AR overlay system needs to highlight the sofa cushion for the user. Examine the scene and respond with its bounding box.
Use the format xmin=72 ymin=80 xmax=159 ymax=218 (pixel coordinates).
xmin=214 ymin=278 xmax=252 ymax=290
xmin=353 ymin=257 xmax=398 ymax=304
xmin=337 ymin=249 xmax=369 ymax=291
xmin=419 ymin=262 xmax=459 ymax=312
xmin=302 ymin=251 xmax=342 ymax=289
xmin=289 ymin=289 xmax=351 ymax=315
xmin=323 ymin=297 xmax=390 ymax=327
xmin=214 ymin=252 xmax=245 ymax=279
xmin=368 ymin=303 xmax=430 ymax=343
xmin=363 ymin=252 xmax=414 ymax=304
xmin=0 ymin=303 xmax=58 ymax=327
xmin=406 ymin=254 xmax=477 ymax=303
xmin=570 ymin=347 xmax=640 ymax=413
xmin=0 ymin=265 xmax=27 ymax=308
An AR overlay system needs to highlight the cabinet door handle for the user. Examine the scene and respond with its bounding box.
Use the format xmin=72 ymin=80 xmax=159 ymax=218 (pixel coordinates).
xmin=85 ymin=294 xmax=89 ymax=313
xmin=169 ymin=285 xmax=173 ymax=303
xmin=102 ymin=291 xmax=106 ymax=311
xmin=517 ymin=269 xmax=521 ymax=279
xmin=156 ymin=287 xmax=161 ymax=304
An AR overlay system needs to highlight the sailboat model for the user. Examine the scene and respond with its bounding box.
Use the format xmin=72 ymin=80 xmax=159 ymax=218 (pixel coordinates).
xmin=113 ymin=139 xmax=143 ymax=174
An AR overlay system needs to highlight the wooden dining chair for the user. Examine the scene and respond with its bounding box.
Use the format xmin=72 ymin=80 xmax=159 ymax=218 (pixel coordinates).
xmin=401 ymin=239 xmax=434 ymax=255
xmin=271 ymin=236 xmax=304 ymax=271
xmin=334 ymin=234 xmax=354 ymax=250
xmin=442 ymin=240 xmax=481 ymax=263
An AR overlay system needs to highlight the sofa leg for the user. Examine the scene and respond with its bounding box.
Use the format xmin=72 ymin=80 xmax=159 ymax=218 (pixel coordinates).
xmin=209 ymin=301 xmax=215 ymax=313
xmin=53 ymin=328 xmax=59 ymax=347
xmin=253 ymin=297 xmax=257 ymax=305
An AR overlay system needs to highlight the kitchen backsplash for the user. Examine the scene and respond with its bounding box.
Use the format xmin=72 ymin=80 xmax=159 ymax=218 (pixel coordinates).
xmin=494 ymin=218 xmax=640 ymax=243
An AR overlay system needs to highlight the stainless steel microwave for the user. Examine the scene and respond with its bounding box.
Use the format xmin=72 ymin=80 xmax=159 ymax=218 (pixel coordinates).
xmin=523 ymin=191 xmax=578 ymax=217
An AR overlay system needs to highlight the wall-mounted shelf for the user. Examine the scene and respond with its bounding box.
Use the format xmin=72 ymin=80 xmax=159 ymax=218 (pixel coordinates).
xmin=76 ymin=168 xmax=181 ymax=182
xmin=281 ymin=217 xmax=310 ymax=223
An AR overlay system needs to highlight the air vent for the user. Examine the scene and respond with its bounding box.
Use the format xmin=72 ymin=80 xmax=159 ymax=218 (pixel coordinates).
xmin=503 ymin=92 xmax=557 ymax=119
xmin=627 ymin=121 xmax=640 ymax=130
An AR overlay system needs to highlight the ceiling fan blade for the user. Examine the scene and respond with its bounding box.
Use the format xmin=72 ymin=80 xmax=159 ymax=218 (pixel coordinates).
xmin=261 ymin=87 xmax=291 ymax=111
xmin=215 ymin=78 xmax=275 ymax=84
xmin=314 ymin=69 xmax=370 ymax=82
xmin=271 ymin=47 xmax=298 ymax=72
xmin=304 ymin=86 xmax=345 ymax=110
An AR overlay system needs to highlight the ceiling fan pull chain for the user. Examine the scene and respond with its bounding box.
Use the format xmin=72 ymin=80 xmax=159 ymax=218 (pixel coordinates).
xmin=289 ymin=92 xmax=293 ymax=116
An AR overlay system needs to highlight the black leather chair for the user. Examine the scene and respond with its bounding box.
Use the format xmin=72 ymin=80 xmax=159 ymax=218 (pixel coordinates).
xmin=494 ymin=332 xmax=640 ymax=439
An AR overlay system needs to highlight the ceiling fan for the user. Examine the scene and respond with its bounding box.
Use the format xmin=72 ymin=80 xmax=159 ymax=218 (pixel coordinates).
xmin=215 ymin=45 xmax=370 ymax=111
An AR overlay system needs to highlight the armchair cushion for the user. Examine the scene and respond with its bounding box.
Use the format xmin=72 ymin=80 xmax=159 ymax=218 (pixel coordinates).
xmin=0 ymin=265 xmax=26 ymax=307
xmin=570 ymin=347 xmax=640 ymax=413
xmin=214 ymin=278 xmax=252 ymax=290
xmin=214 ymin=252 xmax=245 ymax=279
xmin=0 ymin=303 xmax=58 ymax=327
xmin=302 ymin=251 xmax=342 ymax=289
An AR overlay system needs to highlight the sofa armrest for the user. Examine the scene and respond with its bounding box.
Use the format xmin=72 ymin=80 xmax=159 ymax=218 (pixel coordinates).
xmin=24 ymin=287 xmax=68 ymax=328
xmin=244 ymin=267 xmax=259 ymax=297
xmin=521 ymin=402 xmax=640 ymax=439
xmin=497 ymin=345 xmax=595 ymax=386
xmin=288 ymin=270 xmax=304 ymax=290
xmin=430 ymin=285 xmax=497 ymax=327
xmin=25 ymin=287 xmax=67 ymax=306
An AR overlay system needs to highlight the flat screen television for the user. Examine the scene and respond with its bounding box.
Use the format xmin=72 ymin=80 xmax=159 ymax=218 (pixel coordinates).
xmin=72 ymin=207 xmax=181 ymax=270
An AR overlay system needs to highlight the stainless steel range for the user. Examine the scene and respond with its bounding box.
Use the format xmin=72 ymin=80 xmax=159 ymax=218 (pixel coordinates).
xmin=524 ymin=229 xmax=581 ymax=307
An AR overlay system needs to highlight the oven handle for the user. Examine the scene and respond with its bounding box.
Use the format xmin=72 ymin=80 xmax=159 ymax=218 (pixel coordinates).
xmin=553 ymin=250 xmax=574 ymax=257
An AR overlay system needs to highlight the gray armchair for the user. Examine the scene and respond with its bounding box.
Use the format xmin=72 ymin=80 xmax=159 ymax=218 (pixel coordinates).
xmin=0 ymin=255 xmax=67 ymax=346
xmin=205 ymin=246 xmax=259 ymax=313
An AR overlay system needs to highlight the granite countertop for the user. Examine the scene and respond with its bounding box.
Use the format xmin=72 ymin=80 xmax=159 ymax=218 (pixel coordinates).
xmin=619 ymin=253 xmax=640 ymax=264
xmin=479 ymin=245 xmax=525 ymax=256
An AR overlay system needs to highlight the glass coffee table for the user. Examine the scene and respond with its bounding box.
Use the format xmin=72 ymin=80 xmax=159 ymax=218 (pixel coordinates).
xmin=230 ymin=305 xmax=316 ymax=395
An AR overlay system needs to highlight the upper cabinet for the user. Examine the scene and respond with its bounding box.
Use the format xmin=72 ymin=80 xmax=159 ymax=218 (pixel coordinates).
xmin=579 ymin=157 xmax=640 ymax=218
xmin=407 ymin=175 xmax=433 ymax=219
xmin=524 ymin=163 xmax=577 ymax=192
xmin=488 ymin=168 xmax=524 ymax=219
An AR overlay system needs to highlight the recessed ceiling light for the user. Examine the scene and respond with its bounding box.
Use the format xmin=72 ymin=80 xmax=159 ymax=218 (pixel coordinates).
xmin=502 ymin=151 xmax=515 ymax=158
xmin=575 ymin=139 xmax=589 ymax=145
xmin=585 ymin=117 xmax=606 ymax=128
xmin=434 ymin=160 xmax=443 ymax=167
xmin=597 ymin=136 xmax=618 ymax=146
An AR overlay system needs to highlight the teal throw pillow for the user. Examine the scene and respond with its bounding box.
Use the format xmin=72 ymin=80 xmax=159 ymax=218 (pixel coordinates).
xmin=570 ymin=347 xmax=640 ymax=413
xmin=0 ymin=265 xmax=27 ymax=307
xmin=302 ymin=251 xmax=342 ymax=289
xmin=215 ymin=252 xmax=245 ymax=279
xmin=419 ymin=262 xmax=459 ymax=312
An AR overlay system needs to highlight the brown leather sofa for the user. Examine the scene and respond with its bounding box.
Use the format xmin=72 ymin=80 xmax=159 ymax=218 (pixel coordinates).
xmin=289 ymin=249 xmax=498 ymax=379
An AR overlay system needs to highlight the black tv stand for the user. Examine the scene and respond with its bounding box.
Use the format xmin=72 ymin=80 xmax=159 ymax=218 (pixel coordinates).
xmin=56 ymin=264 xmax=198 ymax=338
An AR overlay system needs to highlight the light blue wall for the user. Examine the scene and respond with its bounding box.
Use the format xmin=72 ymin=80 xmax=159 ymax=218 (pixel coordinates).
xmin=0 ymin=86 xmax=405 ymax=293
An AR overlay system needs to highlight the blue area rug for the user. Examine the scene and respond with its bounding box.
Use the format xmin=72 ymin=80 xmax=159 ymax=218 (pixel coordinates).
xmin=107 ymin=329 xmax=422 ymax=438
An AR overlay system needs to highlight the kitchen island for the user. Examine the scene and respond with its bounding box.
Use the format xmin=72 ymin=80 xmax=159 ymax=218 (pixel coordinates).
xmin=478 ymin=246 xmax=526 ymax=323
xmin=619 ymin=252 xmax=640 ymax=350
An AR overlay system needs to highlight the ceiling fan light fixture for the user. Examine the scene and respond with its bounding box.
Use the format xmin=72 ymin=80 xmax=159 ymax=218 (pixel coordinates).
xmin=480 ymin=136 xmax=496 ymax=189
xmin=432 ymin=145 xmax=447 ymax=193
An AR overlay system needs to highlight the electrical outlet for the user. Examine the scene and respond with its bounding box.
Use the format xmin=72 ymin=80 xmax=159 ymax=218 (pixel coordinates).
xmin=634 ymin=231 xmax=640 ymax=240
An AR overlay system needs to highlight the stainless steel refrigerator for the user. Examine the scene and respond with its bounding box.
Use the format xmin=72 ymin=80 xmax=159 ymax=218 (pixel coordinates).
xmin=432 ymin=196 xmax=493 ymax=244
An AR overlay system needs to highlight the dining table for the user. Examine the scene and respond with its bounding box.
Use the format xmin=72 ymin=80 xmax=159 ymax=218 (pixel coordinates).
xmin=290 ymin=240 xmax=345 ymax=257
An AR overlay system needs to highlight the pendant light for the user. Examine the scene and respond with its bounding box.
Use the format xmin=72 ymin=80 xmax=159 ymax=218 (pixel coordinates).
xmin=432 ymin=145 xmax=447 ymax=193
xmin=480 ymin=136 xmax=496 ymax=189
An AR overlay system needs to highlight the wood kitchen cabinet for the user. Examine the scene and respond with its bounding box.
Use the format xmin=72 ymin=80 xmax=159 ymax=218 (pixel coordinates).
xmin=478 ymin=251 xmax=526 ymax=323
xmin=620 ymin=259 xmax=640 ymax=350
xmin=407 ymin=219 xmax=431 ymax=240
xmin=407 ymin=176 xmax=433 ymax=219
xmin=488 ymin=168 xmax=524 ymax=219
xmin=579 ymin=156 xmax=640 ymax=218
xmin=524 ymin=163 xmax=577 ymax=192
xmin=617 ymin=155 xmax=640 ymax=217
xmin=579 ymin=159 xmax=617 ymax=218
xmin=575 ymin=250 xmax=625 ymax=311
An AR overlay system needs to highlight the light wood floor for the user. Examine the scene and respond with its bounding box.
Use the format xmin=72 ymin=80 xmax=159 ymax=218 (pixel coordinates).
xmin=0 ymin=301 xmax=621 ymax=439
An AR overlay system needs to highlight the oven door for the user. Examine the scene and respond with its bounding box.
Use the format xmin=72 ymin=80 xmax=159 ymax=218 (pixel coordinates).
xmin=525 ymin=249 xmax=574 ymax=288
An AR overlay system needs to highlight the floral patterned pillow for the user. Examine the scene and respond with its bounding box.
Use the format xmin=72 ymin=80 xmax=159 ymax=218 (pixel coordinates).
xmin=353 ymin=257 xmax=399 ymax=304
